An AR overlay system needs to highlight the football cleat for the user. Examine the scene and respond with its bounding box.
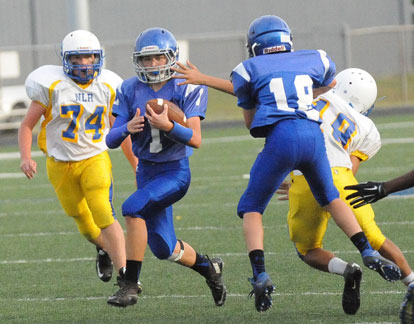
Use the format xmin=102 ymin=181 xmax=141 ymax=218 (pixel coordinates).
xmin=248 ymin=272 xmax=275 ymax=312
xmin=116 ymin=268 xmax=143 ymax=294
xmin=342 ymin=263 xmax=362 ymax=315
xmin=205 ymin=257 xmax=227 ymax=306
xmin=400 ymin=282 xmax=414 ymax=324
xmin=96 ymin=247 xmax=113 ymax=282
xmin=362 ymin=250 xmax=401 ymax=282
xmin=107 ymin=280 xmax=141 ymax=307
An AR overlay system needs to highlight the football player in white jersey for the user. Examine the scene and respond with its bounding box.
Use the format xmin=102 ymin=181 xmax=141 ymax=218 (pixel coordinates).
xmin=18 ymin=30 xmax=137 ymax=286
xmin=273 ymin=68 xmax=414 ymax=315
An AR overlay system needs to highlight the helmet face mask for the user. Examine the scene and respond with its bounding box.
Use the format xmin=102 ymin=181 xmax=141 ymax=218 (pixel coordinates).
xmin=133 ymin=28 xmax=178 ymax=83
xmin=61 ymin=30 xmax=103 ymax=84
xmin=247 ymin=15 xmax=293 ymax=57
xmin=332 ymin=68 xmax=378 ymax=116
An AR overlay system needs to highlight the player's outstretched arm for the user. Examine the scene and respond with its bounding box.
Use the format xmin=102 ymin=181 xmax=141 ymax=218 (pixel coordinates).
xmin=383 ymin=169 xmax=414 ymax=194
xmin=345 ymin=169 xmax=414 ymax=209
xmin=344 ymin=181 xmax=387 ymax=208
xmin=172 ymin=60 xmax=235 ymax=95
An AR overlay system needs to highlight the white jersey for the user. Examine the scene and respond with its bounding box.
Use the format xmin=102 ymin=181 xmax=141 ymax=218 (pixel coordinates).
xmin=25 ymin=65 xmax=122 ymax=161
xmin=293 ymin=90 xmax=381 ymax=175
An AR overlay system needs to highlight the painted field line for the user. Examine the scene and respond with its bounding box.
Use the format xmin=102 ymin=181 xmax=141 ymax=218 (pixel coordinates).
xmin=10 ymin=289 xmax=406 ymax=303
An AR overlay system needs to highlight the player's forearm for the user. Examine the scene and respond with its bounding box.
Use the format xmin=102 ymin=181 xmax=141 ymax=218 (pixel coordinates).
xmin=106 ymin=123 xmax=130 ymax=149
xmin=204 ymin=76 xmax=235 ymax=96
xmin=18 ymin=125 xmax=33 ymax=160
xmin=384 ymin=170 xmax=414 ymax=194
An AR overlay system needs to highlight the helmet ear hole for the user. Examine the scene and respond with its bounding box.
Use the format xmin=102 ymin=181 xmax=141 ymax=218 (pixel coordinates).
xmin=333 ymin=68 xmax=377 ymax=115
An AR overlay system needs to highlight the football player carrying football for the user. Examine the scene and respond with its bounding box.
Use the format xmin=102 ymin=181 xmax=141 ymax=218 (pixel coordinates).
xmin=173 ymin=15 xmax=401 ymax=312
xmin=105 ymin=27 xmax=226 ymax=308
xmin=18 ymin=30 xmax=136 ymax=284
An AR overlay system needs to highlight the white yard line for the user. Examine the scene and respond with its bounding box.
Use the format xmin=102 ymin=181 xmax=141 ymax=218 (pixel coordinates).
xmin=9 ymin=289 xmax=406 ymax=304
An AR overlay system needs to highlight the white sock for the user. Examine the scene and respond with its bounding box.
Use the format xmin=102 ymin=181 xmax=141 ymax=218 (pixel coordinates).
xmin=402 ymin=272 xmax=414 ymax=285
xmin=328 ymin=257 xmax=349 ymax=275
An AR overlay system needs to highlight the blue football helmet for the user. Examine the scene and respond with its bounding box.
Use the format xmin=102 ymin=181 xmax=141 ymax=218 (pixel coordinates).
xmin=133 ymin=27 xmax=178 ymax=83
xmin=246 ymin=15 xmax=293 ymax=57
xmin=60 ymin=30 xmax=103 ymax=84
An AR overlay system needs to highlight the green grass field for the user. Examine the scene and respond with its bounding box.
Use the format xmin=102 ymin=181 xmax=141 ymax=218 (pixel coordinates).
xmin=0 ymin=110 xmax=413 ymax=324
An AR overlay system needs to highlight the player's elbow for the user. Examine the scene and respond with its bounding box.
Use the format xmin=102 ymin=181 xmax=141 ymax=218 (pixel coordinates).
xmin=189 ymin=135 xmax=202 ymax=148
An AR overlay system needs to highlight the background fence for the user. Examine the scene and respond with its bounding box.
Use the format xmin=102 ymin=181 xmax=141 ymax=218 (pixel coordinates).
xmin=0 ymin=24 xmax=413 ymax=130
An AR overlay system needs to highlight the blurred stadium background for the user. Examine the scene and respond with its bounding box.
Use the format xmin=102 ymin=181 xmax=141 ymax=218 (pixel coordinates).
xmin=0 ymin=0 xmax=413 ymax=129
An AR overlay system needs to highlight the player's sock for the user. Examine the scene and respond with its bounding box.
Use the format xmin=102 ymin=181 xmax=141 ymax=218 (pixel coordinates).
xmin=191 ymin=253 xmax=213 ymax=278
xmin=350 ymin=231 xmax=374 ymax=255
xmin=249 ymin=249 xmax=266 ymax=280
xmin=125 ymin=260 xmax=142 ymax=283
xmin=328 ymin=257 xmax=348 ymax=275
xmin=402 ymin=272 xmax=414 ymax=285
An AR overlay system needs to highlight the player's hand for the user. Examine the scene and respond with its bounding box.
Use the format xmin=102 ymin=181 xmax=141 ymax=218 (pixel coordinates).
xmin=344 ymin=181 xmax=388 ymax=209
xmin=20 ymin=158 xmax=37 ymax=179
xmin=127 ymin=108 xmax=145 ymax=134
xmin=276 ymin=181 xmax=291 ymax=201
xmin=145 ymin=104 xmax=174 ymax=132
xmin=171 ymin=60 xmax=205 ymax=86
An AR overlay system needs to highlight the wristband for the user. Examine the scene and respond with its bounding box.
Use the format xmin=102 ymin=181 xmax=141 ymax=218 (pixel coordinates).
xmin=166 ymin=121 xmax=193 ymax=144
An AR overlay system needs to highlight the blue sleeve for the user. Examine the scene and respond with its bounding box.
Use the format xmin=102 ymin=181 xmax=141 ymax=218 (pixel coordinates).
xmin=180 ymin=84 xmax=208 ymax=120
xmin=316 ymin=50 xmax=336 ymax=87
xmin=105 ymin=115 xmax=130 ymax=149
xmin=231 ymin=62 xmax=255 ymax=110
xmin=112 ymin=86 xmax=131 ymax=118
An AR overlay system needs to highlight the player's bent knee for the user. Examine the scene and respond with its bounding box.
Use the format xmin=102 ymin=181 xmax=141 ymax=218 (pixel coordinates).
xmin=78 ymin=223 xmax=101 ymax=241
xmin=148 ymin=234 xmax=174 ymax=260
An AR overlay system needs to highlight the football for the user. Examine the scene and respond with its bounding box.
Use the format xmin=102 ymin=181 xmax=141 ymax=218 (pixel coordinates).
xmin=146 ymin=98 xmax=188 ymax=127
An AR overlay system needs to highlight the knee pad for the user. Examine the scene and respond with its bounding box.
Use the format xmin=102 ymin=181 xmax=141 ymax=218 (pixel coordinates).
xmin=168 ymin=240 xmax=184 ymax=262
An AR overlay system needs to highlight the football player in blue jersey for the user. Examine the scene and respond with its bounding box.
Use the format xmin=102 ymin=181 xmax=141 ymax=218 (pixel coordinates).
xmin=172 ymin=15 xmax=401 ymax=312
xmin=105 ymin=27 xmax=226 ymax=308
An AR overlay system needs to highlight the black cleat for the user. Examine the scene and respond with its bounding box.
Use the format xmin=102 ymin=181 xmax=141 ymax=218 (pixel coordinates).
xmin=342 ymin=263 xmax=362 ymax=315
xmin=96 ymin=247 xmax=113 ymax=282
xmin=400 ymin=282 xmax=414 ymax=324
xmin=205 ymin=257 xmax=227 ymax=306
xmin=248 ymin=272 xmax=275 ymax=312
xmin=107 ymin=279 xmax=141 ymax=307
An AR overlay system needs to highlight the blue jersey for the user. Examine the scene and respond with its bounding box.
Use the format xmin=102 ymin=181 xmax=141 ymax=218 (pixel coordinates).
xmin=113 ymin=77 xmax=208 ymax=162
xmin=231 ymin=50 xmax=336 ymax=137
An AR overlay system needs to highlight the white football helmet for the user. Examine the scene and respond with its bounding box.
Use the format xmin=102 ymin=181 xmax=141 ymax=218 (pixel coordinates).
xmin=333 ymin=68 xmax=377 ymax=115
xmin=60 ymin=30 xmax=103 ymax=83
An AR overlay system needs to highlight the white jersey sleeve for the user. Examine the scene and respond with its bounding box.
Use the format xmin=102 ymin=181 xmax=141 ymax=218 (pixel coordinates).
xmin=25 ymin=65 xmax=123 ymax=161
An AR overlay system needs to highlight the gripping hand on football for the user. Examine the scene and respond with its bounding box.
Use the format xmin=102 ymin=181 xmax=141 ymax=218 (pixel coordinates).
xmin=145 ymin=104 xmax=173 ymax=132
xmin=127 ymin=108 xmax=145 ymax=134
xmin=344 ymin=181 xmax=388 ymax=209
